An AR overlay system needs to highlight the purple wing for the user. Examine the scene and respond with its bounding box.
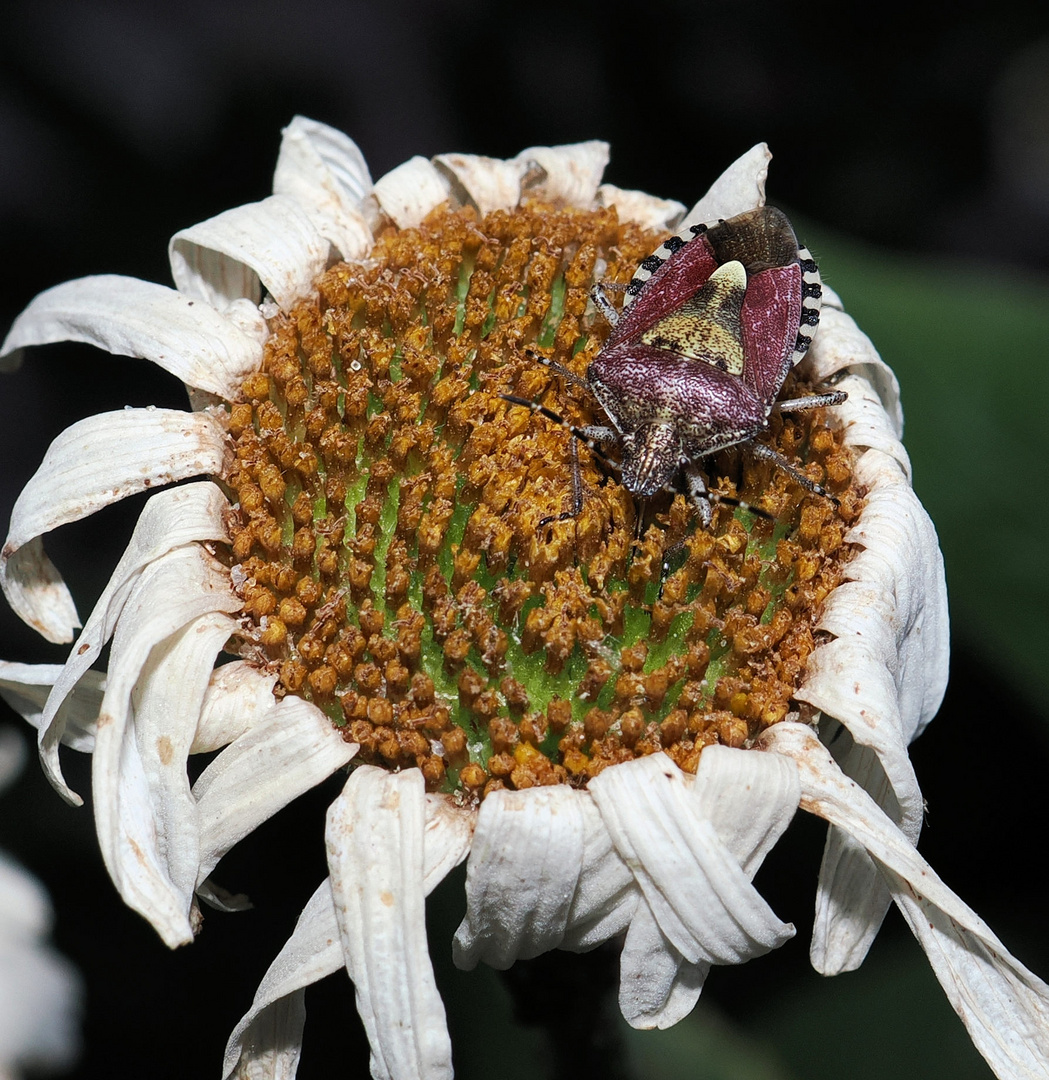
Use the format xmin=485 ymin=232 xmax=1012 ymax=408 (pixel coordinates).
xmin=739 ymin=263 xmax=802 ymax=406
xmin=608 ymin=232 xmax=719 ymax=348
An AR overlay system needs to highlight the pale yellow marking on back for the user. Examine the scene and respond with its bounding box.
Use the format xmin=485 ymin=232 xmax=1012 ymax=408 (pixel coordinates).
xmin=639 ymin=260 xmax=747 ymax=375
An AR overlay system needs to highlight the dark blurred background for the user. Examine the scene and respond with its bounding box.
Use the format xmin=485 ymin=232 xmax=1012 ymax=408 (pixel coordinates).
xmin=2 ymin=2 xmax=1049 ymax=1078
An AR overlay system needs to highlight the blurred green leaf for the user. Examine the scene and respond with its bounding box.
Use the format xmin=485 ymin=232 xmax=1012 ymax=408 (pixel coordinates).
xmin=803 ymin=226 xmax=1049 ymax=715
xmin=748 ymin=939 xmax=994 ymax=1080
xmin=621 ymin=1005 xmax=793 ymax=1080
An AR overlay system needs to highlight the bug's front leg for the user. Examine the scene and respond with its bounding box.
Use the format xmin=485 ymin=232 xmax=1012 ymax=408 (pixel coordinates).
xmin=683 ymin=463 xmax=714 ymax=529
xmin=589 ymin=282 xmax=620 ymax=328
xmin=773 ymin=389 xmax=848 ymax=413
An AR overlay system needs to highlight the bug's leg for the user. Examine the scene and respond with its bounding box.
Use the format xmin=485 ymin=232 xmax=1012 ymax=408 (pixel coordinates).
xmin=589 ymin=282 xmax=620 ymax=328
xmin=521 ymin=346 xmax=594 ymax=396
xmin=538 ymin=439 xmax=585 ymax=527
xmin=773 ymin=389 xmax=848 ymax=413
xmin=749 ymin=441 xmax=839 ymax=503
xmin=683 ymin=465 xmax=714 ymax=529
xmin=501 ymin=394 xmax=619 ymax=466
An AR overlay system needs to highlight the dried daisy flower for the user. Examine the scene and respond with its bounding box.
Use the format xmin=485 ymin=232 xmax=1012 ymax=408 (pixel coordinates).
xmin=1 ymin=117 xmax=1046 ymax=1080
xmin=0 ymin=724 xmax=82 ymax=1077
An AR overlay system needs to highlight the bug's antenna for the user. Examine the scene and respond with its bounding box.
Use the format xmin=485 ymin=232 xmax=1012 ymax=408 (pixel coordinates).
xmin=500 ymin=394 xmax=620 ymax=471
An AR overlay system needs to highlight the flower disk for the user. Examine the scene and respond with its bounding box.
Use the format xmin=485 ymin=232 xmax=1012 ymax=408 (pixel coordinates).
xmin=223 ymin=203 xmax=861 ymax=797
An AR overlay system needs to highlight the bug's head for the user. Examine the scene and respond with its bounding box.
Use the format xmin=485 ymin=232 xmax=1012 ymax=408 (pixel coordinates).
xmin=620 ymin=423 xmax=680 ymax=496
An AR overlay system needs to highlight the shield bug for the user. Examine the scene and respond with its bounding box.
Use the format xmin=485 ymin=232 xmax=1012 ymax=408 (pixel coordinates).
xmin=504 ymin=205 xmax=846 ymax=525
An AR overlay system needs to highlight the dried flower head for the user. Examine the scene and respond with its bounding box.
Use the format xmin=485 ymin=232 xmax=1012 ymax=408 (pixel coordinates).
xmin=1 ymin=119 xmax=1045 ymax=1080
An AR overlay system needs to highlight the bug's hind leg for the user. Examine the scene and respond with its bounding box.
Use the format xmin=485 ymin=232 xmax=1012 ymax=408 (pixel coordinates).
xmin=749 ymin=441 xmax=839 ymax=503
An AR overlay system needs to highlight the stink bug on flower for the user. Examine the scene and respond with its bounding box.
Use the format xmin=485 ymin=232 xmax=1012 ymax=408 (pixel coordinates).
xmin=504 ymin=205 xmax=846 ymax=526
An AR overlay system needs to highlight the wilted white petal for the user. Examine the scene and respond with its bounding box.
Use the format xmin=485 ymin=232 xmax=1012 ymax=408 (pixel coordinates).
xmin=0 ymin=662 xmax=103 ymax=753
xmin=796 ymin=432 xmax=948 ymax=970
xmin=591 ymin=753 xmax=794 ymax=967
xmin=515 ymin=141 xmax=609 ymax=206
xmin=560 ymin=794 xmax=637 ymax=952
xmin=191 ymin=661 xmax=279 ymax=753
xmin=681 ymin=143 xmax=771 ymax=228
xmin=619 ymin=899 xmax=706 ymax=1030
xmin=193 ymin=696 xmax=357 ymax=885
xmin=596 ymin=184 xmax=686 ymax=230
xmin=130 ymin=611 xmax=236 ymax=915
xmin=0 ymin=275 xmax=263 ymax=399
xmin=612 ymin=747 xmax=800 ymax=1028
xmin=0 ymin=852 xmax=82 ymax=1073
xmin=372 ymin=157 xmax=451 ymax=230
xmin=222 ymin=881 xmax=334 ymax=1080
xmin=432 ymin=153 xmax=523 ymax=216
xmin=326 ymin=767 xmax=452 ymax=1080
xmin=804 ymin=307 xmax=903 ymax=435
xmin=92 ymin=545 xmax=240 ymax=948
xmin=223 ymin=297 xmax=271 ymax=348
xmin=1 ymin=410 xmax=226 ymax=644
xmin=453 ymin=784 xmax=585 ymax=970
xmin=38 ymin=483 xmax=229 ymax=801
xmin=810 ymin=732 xmax=896 ymax=973
xmin=169 ymin=195 xmax=330 ymax=313
xmin=273 ymin=116 xmax=374 ymax=261
xmin=765 ymin=723 xmax=1049 ymax=1080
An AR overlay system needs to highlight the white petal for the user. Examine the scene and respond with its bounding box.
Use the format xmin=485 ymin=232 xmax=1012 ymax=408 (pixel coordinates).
xmin=91 ymin=545 xmax=241 ymax=948
xmin=764 ymin=723 xmax=1049 ymax=1080
xmin=810 ymin=734 xmax=894 ymax=973
xmin=591 ymin=753 xmax=794 ymax=967
xmin=619 ymin=899 xmax=707 ymax=1030
xmin=272 ymin=116 xmax=374 ymax=262
xmin=222 ymin=791 xmax=471 ymax=1080
xmin=515 ymin=141 xmax=609 ymax=207
xmin=603 ymin=747 xmax=799 ymax=1028
xmin=169 ymin=195 xmax=330 ymax=313
xmin=805 ymin=307 xmax=903 ymax=436
xmin=372 ymin=157 xmax=452 ymax=230
xmin=2 ymin=409 xmax=226 ymax=644
xmin=0 ymin=275 xmax=263 ymax=399
xmin=193 ymin=696 xmax=357 ymax=884
xmin=128 ymin=611 xmax=236 ymax=918
xmin=191 ymin=661 xmax=279 ymax=753
xmin=38 ymin=482 xmax=230 ymax=801
xmin=326 ymin=766 xmax=452 ymax=1080
xmin=596 ymin=184 xmax=686 ymax=230
xmin=432 ymin=153 xmax=523 ymax=216
xmin=797 ymin=435 xmax=948 ymax=969
xmin=421 ymin=795 xmax=475 ymax=894
xmin=453 ymin=784 xmax=585 ymax=971
xmin=0 ymin=662 xmax=103 ymax=753
xmin=680 ymin=143 xmax=770 ymax=228
xmin=560 ymin=793 xmax=637 ymax=952
xmin=596 ymin=751 xmax=790 ymax=972
xmin=222 ymin=881 xmax=334 ymax=1080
